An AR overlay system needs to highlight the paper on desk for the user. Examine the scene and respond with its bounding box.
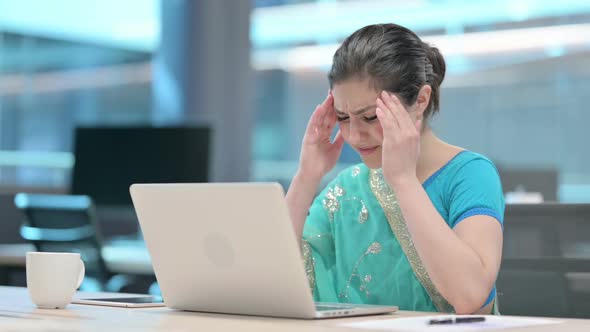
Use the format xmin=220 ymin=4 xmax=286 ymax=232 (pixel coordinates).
xmin=339 ymin=315 xmax=563 ymax=332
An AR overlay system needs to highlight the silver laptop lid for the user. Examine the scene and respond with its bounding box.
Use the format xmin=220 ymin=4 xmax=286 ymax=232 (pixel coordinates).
xmin=130 ymin=183 xmax=318 ymax=318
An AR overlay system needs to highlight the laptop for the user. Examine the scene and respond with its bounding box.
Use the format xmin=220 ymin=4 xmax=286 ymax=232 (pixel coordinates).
xmin=130 ymin=182 xmax=398 ymax=319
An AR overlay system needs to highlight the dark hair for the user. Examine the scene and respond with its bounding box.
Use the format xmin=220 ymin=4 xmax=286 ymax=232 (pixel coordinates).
xmin=328 ymin=23 xmax=446 ymax=120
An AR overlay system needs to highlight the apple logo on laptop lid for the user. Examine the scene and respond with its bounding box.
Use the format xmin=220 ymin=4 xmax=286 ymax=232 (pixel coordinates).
xmin=203 ymin=232 xmax=235 ymax=268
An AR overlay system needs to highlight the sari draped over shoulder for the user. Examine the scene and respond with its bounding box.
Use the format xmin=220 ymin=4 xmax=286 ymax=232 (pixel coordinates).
xmin=302 ymin=151 xmax=505 ymax=313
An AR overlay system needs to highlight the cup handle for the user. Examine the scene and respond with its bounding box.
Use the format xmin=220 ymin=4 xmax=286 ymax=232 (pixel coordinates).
xmin=76 ymin=259 xmax=85 ymax=289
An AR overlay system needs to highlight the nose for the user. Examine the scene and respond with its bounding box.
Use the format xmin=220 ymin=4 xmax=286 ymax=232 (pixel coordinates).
xmin=347 ymin=121 xmax=363 ymax=146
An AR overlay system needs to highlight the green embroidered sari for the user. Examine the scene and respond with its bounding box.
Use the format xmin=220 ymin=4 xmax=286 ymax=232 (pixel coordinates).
xmin=302 ymin=152 xmax=504 ymax=313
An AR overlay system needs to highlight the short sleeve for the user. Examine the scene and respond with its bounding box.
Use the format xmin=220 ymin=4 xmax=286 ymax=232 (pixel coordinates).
xmin=301 ymin=179 xmax=340 ymax=302
xmin=448 ymin=159 xmax=505 ymax=229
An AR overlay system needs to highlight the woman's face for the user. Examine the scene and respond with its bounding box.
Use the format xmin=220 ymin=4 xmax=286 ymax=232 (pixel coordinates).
xmin=331 ymin=78 xmax=422 ymax=169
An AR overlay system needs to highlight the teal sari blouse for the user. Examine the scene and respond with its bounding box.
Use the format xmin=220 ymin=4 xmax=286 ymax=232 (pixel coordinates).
xmin=302 ymin=151 xmax=505 ymax=312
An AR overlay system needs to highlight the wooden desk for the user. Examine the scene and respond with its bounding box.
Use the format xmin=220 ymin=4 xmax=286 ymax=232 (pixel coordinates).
xmin=0 ymin=240 xmax=153 ymax=275
xmin=0 ymin=286 xmax=589 ymax=332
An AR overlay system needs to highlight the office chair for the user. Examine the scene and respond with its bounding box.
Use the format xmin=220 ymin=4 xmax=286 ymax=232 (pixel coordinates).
xmin=14 ymin=193 xmax=134 ymax=292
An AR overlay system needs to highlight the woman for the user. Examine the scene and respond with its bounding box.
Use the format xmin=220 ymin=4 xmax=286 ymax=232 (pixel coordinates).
xmin=286 ymin=23 xmax=504 ymax=314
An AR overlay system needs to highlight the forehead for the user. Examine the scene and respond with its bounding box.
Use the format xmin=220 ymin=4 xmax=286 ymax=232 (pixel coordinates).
xmin=332 ymin=78 xmax=379 ymax=112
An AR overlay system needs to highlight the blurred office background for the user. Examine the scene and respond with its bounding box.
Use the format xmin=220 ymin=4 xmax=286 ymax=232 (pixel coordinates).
xmin=1 ymin=0 xmax=590 ymax=317
xmin=0 ymin=0 xmax=588 ymax=201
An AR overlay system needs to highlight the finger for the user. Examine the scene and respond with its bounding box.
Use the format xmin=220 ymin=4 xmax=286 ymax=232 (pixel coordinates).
xmin=381 ymin=91 xmax=408 ymax=129
xmin=320 ymin=92 xmax=334 ymax=111
xmin=323 ymin=103 xmax=337 ymax=128
xmin=309 ymin=91 xmax=332 ymax=126
xmin=304 ymin=106 xmax=330 ymax=144
xmin=376 ymin=107 xmax=394 ymax=131
xmin=313 ymin=126 xmax=320 ymax=140
xmin=376 ymin=98 xmax=398 ymax=130
xmin=318 ymin=113 xmax=337 ymax=143
xmin=318 ymin=93 xmax=334 ymax=126
xmin=307 ymin=104 xmax=324 ymax=128
xmin=382 ymin=91 xmax=413 ymax=129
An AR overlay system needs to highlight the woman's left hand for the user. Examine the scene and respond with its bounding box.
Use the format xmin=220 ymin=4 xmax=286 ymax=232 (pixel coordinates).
xmin=376 ymin=91 xmax=422 ymax=188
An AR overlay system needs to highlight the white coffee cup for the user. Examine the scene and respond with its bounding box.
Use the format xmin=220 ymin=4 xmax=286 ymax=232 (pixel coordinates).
xmin=26 ymin=252 xmax=85 ymax=309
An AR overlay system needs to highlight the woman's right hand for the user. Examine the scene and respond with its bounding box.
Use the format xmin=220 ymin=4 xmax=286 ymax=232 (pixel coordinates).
xmin=297 ymin=92 xmax=345 ymax=182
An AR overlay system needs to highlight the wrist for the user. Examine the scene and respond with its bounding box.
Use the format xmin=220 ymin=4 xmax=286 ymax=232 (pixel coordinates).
xmin=387 ymin=175 xmax=420 ymax=192
xmin=292 ymin=171 xmax=323 ymax=190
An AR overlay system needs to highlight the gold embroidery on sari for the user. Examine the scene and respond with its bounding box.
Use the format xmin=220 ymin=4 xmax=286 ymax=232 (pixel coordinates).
xmin=302 ymin=232 xmax=333 ymax=294
xmin=359 ymin=202 xmax=368 ymax=223
xmin=340 ymin=197 xmax=369 ymax=224
xmin=322 ymin=182 xmax=368 ymax=224
xmin=369 ymin=169 xmax=454 ymax=313
xmin=351 ymin=166 xmax=361 ymax=177
xmin=302 ymin=240 xmax=315 ymax=292
xmin=339 ymin=241 xmax=382 ymax=302
xmin=360 ymin=275 xmax=372 ymax=297
xmin=322 ymin=185 xmax=345 ymax=221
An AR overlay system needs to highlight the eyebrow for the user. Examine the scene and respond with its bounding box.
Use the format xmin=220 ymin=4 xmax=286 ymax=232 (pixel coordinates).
xmin=334 ymin=104 xmax=377 ymax=116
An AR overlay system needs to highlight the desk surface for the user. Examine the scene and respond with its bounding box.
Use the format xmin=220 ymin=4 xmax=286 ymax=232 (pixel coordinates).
xmin=1 ymin=286 xmax=590 ymax=332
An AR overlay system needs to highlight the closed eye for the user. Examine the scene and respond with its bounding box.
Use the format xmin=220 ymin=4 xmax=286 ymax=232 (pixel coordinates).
xmin=364 ymin=115 xmax=378 ymax=122
xmin=336 ymin=115 xmax=349 ymax=122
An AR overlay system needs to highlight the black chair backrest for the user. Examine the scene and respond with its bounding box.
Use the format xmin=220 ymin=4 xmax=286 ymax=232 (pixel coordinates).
xmin=14 ymin=193 xmax=111 ymax=282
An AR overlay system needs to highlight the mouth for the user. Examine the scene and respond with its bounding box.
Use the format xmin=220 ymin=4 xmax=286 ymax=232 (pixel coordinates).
xmin=357 ymin=146 xmax=379 ymax=156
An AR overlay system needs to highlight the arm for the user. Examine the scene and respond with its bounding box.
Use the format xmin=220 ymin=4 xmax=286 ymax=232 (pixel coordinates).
xmin=393 ymin=178 xmax=502 ymax=314
xmin=286 ymin=172 xmax=322 ymax=243
xmin=376 ymin=91 xmax=503 ymax=313
xmin=286 ymin=91 xmax=344 ymax=244
xmin=294 ymin=177 xmax=340 ymax=301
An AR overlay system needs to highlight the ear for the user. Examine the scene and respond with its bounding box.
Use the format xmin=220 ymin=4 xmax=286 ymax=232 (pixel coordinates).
xmin=414 ymin=85 xmax=432 ymax=118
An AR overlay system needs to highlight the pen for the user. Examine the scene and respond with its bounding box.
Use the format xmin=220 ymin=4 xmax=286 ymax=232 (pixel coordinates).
xmin=428 ymin=316 xmax=486 ymax=325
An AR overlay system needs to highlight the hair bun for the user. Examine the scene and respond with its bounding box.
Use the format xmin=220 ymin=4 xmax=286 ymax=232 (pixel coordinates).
xmin=424 ymin=44 xmax=446 ymax=87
